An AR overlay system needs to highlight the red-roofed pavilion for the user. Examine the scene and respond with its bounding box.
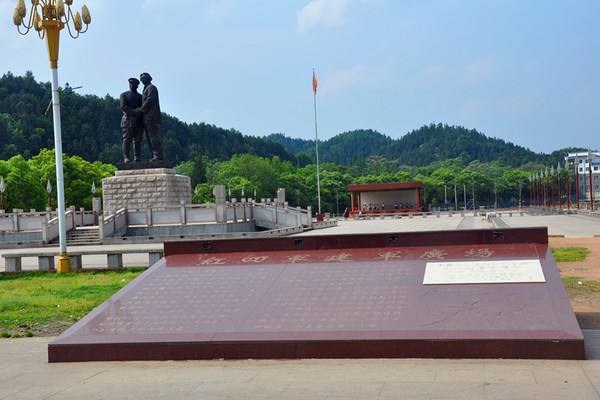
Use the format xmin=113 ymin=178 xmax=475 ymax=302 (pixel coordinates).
xmin=347 ymin=182 xmax=423 ymax=217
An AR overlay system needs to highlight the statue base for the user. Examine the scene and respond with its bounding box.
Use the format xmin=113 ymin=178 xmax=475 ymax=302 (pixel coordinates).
xmin=116 ymin=160 xmax=174 ymax=170
xmin=102 ymin=168 xmax=192 ymax=214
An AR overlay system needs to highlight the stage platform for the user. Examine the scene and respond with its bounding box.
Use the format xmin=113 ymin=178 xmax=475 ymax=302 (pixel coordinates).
xmin=48 ymin=228 xmax=585 ymax=362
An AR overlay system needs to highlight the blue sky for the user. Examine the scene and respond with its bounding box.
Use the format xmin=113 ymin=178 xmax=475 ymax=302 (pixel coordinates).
xmin=1 ymin=0 xmax=599 ymax=153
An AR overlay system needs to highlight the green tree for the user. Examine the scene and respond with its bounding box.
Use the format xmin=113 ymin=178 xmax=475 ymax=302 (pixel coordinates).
xmin=28 ymin=149 xmax=115 ymax=209
xmin=0 ymin=155 xmax=45 ymax=210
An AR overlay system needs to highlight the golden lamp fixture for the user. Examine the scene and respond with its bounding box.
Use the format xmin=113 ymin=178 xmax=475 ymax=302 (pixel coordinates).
xmin=12 ymin=0 xmax=91 ymax=68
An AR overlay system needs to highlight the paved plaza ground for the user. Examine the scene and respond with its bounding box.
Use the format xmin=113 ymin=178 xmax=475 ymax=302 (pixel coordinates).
xmin=502 ymin=214 xmax=600 ymax=237
xmin=296 ymin=213 xmax=600 ymax=237
xmin=3 ymin=213 xmax=600 ymax=399
xmin=1 ymin=336 xmax=600 ymax=400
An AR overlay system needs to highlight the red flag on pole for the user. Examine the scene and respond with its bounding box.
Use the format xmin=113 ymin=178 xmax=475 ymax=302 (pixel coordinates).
xmin=312 ymin=70 xmax=318 ymax=95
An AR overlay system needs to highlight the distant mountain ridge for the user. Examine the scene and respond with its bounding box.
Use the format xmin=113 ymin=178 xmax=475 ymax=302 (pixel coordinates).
xmin=0 ymin=72 xmax=579 ymax=168
xmin=0 ymin=72 xmax=295 ymax=164
xmin=268 ymin=125 xmax=567 ymax=167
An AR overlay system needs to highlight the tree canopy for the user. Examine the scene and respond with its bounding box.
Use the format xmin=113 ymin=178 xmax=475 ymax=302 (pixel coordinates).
xmin=0 ymin=72 xmax=295 ymax=165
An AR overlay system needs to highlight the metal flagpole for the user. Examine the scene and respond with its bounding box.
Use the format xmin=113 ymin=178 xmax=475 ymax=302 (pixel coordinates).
xmin=557 ymin=162 xmax=562 ymax=210
xmin=454 ymin=184 xmax=458 ymax=211
xmin=536 ymin=173 xmax=539 ymax=207
xmin=312 ymin=69 xmax=322 ymax=215
xmin=550 ymin=166 xmax=555 ymax=208
xmin=576 ymin=160 xmax=580 ymax=209
xmin=565 ymin=160 xmax=570 ymax=210
xmin=588 ymin=150 xmax=594 ymax=211
xmin=529 ymin=176 xmax=532 ymax=207
xmin=463 ymin=184 xmax=467 ymax=211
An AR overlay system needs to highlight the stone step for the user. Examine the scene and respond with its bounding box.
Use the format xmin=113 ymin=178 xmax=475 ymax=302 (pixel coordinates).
xmin=67 ymin=233 xmax=100 ymax=238
xmin=51 ymin=228 xmax=102 ymax=246
xmin=67 ymin=241 xmax=102 ymax=246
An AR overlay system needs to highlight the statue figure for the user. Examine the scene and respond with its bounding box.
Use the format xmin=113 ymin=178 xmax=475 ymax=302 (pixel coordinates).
xmin=119 ymin=78 xmax=143 ymax=163
xmin=139 ymin=72 xmax=164 ymax=161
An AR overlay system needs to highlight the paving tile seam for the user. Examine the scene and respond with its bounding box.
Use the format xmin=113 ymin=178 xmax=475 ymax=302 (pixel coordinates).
xmin=580 ymin=361 xmax=600 ymax=399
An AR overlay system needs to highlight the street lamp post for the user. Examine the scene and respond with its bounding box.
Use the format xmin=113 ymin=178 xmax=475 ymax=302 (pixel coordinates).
xmin=90 ymin=181 xmax=96 ymax=208
xmin=46 ymin=179 xmax=52 ymax=208
xmin=13 ymin=0 xmax=91 ymax=273
xmin=0 ymin=176 xmax=5 ymax=210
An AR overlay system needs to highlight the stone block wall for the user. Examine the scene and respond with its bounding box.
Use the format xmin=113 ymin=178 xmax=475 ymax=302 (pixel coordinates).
xmin=102 ymin=168 xmax=192 ymax=214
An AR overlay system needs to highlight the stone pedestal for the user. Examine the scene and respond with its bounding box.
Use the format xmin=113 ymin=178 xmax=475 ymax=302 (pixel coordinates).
xmin=102 ymin=168 xmax=192 ymax=214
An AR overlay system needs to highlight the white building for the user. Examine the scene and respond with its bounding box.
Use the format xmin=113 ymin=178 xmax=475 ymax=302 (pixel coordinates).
xmin=565 ymin=152 xmax=600 ymax=202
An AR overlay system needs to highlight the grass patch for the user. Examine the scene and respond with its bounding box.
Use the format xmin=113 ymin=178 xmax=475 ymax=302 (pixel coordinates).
xmin=0 ymin=268 xmax=144 ymax=338
xmin=551 ymin=247 xmax=590 ymax=262
xmin=563 ymin=276 xmax=600 ymax=297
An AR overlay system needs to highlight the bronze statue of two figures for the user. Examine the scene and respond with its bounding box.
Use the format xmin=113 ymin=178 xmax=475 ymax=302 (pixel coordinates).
xmin=120 ymin=72 xmax=164 ymax=164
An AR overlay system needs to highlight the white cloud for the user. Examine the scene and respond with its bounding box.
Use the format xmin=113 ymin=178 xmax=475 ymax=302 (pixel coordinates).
xmin=297 ymin=0 xmax=382 ymax=32
xmin=320 ymin=64 xmax=367 ymax=95
xmin=142 ymin=0 xmax=233 ymax=20
xmin=464 ymin=57 xmax=496 ymax=83
xmin=297 ymin=0 xmax=350 ymax=31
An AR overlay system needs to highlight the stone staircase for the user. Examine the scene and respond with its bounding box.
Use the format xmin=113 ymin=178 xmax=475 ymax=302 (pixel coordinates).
xmin=51 ymin=227 xmax=101 ymax=246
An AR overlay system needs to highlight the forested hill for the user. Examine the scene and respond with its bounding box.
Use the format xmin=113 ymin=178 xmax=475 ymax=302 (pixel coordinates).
xmin=1 ymin=72 xmax=576 ymax=168
xmin=0 ymin=72 xmax=294 ymax=164
xmin=268 ymin=125 xmax=559 ymax=167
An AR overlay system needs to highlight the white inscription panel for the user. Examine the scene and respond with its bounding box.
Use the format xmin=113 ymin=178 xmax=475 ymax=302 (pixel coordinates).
xmin=423 ymin=259 xmax=545 ymax=285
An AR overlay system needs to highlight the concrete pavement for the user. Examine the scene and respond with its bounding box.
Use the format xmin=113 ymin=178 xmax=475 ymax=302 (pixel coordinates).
xmin=2 ymin=337 xmax=600 ymax=400
xmin=298 ymin=213 xmax=600 ymax=238
xmin=500 ymin=214 xmax=600 ymax=237
xmin=4 ymin=214 xmax=600 ymax=398
xmin=296 ymin=215 xmax=492 ymax=236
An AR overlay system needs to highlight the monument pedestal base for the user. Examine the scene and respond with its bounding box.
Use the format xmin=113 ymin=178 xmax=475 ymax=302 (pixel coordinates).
xmin=48 ymin=228 xmax=585 ymax=362
xmin=102 ymin=168 xmax=191 ymax=214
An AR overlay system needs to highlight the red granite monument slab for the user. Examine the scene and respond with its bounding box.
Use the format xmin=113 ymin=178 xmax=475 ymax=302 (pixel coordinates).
xmin=48 ymin=228 xmax=585 ymax=362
